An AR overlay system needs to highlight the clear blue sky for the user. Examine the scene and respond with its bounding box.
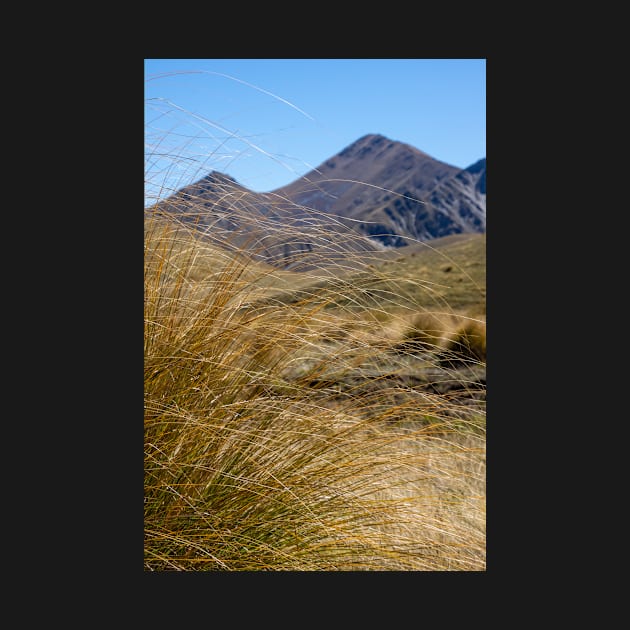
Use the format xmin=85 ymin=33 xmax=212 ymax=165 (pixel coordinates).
xmin=144 ymin=58 xmax=485 ymax=201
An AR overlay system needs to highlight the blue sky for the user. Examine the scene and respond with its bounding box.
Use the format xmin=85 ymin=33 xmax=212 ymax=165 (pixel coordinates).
xmin=144 ymin=58 xmax=485 ymax=202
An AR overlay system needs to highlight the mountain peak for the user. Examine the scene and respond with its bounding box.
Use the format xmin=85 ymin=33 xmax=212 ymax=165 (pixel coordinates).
xmin=201 ymin=171 xmax=238 ymax=186
xmin=357 ymin=133 xmax=390 ymax=144
xmin=185 ymin=170 xmax=240 ymax=194
xmin=464 ymin=157 xmax=486 ymax=174
xmin=338 ymin=133 xmax=434 ymax=163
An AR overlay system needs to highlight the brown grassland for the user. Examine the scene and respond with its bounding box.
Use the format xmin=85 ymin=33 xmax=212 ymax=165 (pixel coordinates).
xmin=144 ymin=84 xmax=485 ymax=571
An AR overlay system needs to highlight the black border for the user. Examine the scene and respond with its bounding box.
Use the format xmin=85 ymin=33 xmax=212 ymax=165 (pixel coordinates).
xmin=79 ymin=54 xmax=540 ymax=592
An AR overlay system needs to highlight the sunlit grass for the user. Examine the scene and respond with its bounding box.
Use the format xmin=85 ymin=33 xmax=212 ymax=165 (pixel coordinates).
xmin=144 ymin=74 xmax=485 ymax=571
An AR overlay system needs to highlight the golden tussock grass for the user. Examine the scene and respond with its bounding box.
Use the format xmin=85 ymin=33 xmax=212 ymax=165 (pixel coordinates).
xmin=144 ymin=74 xmax=485 ymax=571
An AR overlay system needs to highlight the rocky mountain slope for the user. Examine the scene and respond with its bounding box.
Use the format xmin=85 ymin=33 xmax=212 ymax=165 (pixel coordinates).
xmin=275 ymin=134 xmax=485 ymax=246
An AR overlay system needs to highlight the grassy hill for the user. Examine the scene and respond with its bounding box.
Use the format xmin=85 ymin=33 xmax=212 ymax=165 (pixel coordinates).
xmin=239 ymin=232 xmax=486 ymax=426
xmin=244 ymin=232 xmax=484 ymax=308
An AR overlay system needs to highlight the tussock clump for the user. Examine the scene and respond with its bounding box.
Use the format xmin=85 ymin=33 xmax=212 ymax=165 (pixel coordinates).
xmin=441 ymin=318 xmax=486 ymax=367
xmin=396 ymin=311 xmax=450 ymax=354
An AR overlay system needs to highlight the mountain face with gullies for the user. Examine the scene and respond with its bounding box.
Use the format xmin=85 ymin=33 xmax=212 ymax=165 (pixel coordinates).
xmin=150 ymin=133 xmax=486 ymax=266
xmin=274 ymin=134 xmax=486 ymax=247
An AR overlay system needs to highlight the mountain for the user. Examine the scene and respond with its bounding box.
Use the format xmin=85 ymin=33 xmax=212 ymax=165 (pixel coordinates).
xmin=149 ymin=133 xmax=485 ymax=268
xmin=274 ymin=134 xmax=485 ymax=246
xmin=151 ymin=169 xmax=382 ymax=271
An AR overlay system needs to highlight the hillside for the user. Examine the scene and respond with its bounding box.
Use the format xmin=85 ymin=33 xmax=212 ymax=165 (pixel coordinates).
xmin=239 ymin=231 xmax=486 ymax=424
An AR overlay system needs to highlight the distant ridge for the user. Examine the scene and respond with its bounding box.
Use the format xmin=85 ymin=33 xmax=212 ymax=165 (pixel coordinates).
xmin=150 ymin=133 xmax=486 ymax=267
